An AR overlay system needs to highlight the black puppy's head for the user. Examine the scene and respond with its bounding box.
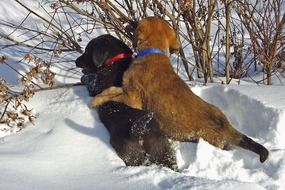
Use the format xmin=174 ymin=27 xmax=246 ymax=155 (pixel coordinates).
xmin=75 ymin=34 xmax=133 ymax=73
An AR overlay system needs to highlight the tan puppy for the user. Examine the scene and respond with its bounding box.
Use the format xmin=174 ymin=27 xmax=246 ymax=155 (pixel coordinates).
xmin=91 ymin=17 xmax=269 ymax=163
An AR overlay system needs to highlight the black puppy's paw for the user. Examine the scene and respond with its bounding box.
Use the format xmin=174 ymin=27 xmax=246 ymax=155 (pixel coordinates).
xmin=131 ymin=112 xmax=154 ymax=137
xmin=81 ymin=74 xmax=100 ymax=96
xmin=81 ymin=73 xmax=97 ymax=85
xmin=143 ymin=132 xmax=178 ymax=171
xmin=111 ymin=138 xmax=147 ymax=166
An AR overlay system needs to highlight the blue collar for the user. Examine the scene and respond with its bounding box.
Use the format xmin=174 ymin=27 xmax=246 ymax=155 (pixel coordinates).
xmin=136 ymin=48 xmax=165 ymax=58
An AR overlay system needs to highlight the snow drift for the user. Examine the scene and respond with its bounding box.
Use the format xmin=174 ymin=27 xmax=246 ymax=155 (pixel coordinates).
xmin=1 ymin=83 xmax=284 ymax=190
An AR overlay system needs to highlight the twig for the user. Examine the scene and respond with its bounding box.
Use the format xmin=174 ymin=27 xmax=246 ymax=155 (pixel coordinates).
xmin=0 ymin=102 xmax=10 ymax=121
xmin=34 ymin=82 xmax=83 ymax=92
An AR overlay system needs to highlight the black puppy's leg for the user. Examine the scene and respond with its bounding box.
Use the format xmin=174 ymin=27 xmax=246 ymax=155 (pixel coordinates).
xmin=99 ymin=102 xmax=149 ymax=166
xmin=110 ymin=136 xmax=147 ymax=166
xmin=140 ymin=119 xmax=178 ymax=171
xmin=130 ymin=112 xmax=177 ymax=170
xmin=99 ymin=102 xmax=177 ymax=169
xmin=131 ymin=112 xmax=154 ymax=137
xmin=238 ymin=135 xmax=269 ymax=163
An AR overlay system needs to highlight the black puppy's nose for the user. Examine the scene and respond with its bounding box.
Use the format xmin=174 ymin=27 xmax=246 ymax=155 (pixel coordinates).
xmin=75 ymin=55 xmax=85 ymax=68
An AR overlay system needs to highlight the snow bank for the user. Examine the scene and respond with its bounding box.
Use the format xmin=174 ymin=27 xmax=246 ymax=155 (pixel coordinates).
xmin=1 ymin=84 xmax=284 ymax=190
xmin=179 ymin=85 xmax=285 ymax=190
xmin=194 ymin=85 xmax=285 ymax=148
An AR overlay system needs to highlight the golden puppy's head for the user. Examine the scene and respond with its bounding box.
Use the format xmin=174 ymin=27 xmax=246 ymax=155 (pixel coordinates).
xmin=134 ymin=17 xmax=180 ymax=54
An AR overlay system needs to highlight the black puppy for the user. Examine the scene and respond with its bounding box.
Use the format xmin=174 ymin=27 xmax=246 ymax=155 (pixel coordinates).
xmin=76 ymin=34 xmax=177 ymax=170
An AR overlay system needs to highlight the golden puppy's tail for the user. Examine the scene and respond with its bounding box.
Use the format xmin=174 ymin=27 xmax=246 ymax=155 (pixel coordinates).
xmin=238 ymin=135 xmax=269 ymax=163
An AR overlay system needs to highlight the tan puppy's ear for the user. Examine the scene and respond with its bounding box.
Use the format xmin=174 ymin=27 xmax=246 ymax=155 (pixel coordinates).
xmin=133 ymin=20 xmax=151 ymax=50
xmin=165 ymin=26 xmax=180 ymax=54
xmin=169 ymin=36 xmax=180 ymax=54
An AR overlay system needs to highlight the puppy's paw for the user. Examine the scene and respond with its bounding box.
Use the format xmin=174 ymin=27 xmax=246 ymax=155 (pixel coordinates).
xmin=90 ymin=87 xmax=124 ymax=107
xmin=81 ymin=73 xmax=96 ymax=85
xmin=90 ymin=97 xmax=105 ymax=107
xmin=100 ymin=86 xmax=123 ymax=96
xmin=81 ymin=73 xmax=99 ymax=96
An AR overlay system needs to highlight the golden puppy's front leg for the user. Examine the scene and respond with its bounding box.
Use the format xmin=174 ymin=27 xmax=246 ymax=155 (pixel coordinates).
xmin=90 ymin=86 xmax=143 ymax=110
xmin=90 ymin=86 xmax=124 ymax=107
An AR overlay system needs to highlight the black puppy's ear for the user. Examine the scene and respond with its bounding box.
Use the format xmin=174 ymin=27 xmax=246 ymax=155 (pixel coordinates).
xmin=92 ymin=51 xmax=109 ymax=68
xmin=125 ymin=20 xmax=138 ymax=38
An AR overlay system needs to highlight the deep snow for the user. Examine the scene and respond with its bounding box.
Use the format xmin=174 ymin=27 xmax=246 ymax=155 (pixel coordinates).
xmin=1 ymin=82 xmax=285 ymax=190
xmin=1 ymin=0 xmax=285 ymax=189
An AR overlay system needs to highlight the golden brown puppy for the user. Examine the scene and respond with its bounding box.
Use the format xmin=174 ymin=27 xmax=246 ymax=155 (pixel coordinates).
xmin=91 ymin=16 xmax=269 ymax=163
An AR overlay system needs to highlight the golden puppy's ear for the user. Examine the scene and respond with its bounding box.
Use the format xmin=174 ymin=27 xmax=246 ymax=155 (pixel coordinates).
xmin=133 ymin=20 xmax=151 ymax=50
xmin=166 ymin=27 xmax=180 ymax=54
xmin=169 ymin=37 xmax=180 ymax=54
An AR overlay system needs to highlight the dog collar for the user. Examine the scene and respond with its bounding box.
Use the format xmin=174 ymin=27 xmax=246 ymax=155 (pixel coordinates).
xmin=105 ymin=53 xmax=133 ymax=66
xmin=136 ymin=48 xmax=165 ymax=58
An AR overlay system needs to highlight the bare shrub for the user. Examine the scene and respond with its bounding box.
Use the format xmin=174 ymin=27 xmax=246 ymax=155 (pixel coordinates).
xmin=0 ymin=0 xmax=285 ymax=131
xmin=234 ymin=0 xmax=285 ymax=85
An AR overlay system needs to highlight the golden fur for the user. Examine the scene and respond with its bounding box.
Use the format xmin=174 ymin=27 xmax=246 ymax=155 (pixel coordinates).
xmin=91 ymin=17 xmax=268 ymax=162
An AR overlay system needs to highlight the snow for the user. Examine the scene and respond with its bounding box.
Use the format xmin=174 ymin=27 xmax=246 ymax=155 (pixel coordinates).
xmin=1 ymin=1 xmax=285 ymax=190
xmin=1 ymin=83 xmax=284 ymax=190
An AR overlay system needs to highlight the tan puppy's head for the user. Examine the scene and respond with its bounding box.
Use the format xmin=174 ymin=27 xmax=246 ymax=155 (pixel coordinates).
xmin=133 ymin=17 xmax=180 ymax=54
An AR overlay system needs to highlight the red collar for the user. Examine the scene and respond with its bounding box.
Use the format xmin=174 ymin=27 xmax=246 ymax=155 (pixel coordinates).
xmin=105 ymin=53 xmax=133 ymax=66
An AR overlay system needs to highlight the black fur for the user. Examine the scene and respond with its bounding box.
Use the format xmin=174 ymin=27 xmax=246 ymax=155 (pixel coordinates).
xmin=75 ymin=34 xmax=177 ymax=170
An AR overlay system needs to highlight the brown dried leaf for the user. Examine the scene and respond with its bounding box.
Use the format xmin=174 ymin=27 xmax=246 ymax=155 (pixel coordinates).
xmin=24 ymin=53 xmax=33 ymax=63
xmin=0 ymin=55 xmax=8 ymax=64
xmin=53 ymin=47 xmax=62 ymax=57
xmin=28 ymin=115 xmax=36 ymax=125
xmin=21 ymin=87 xmax=35 ymax=101
xmin=43 ymin=60 xmax=51 ymax=67
xmin=34 ymin=57 xmax=41 ymax=66
xmin=6 ymin=112 xmax=18 ymax=120
xmin=50 ymin=2 xmax=59 ymax=10
xmin=21 ymin=106 xmax=33 ymax=116
xmin=17 ymin=121 xmax=25 ymax=129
